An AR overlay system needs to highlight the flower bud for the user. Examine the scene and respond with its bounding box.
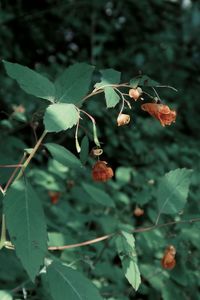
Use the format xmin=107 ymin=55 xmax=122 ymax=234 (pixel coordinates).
xmin=133 ymin=206 xmax=144 ymax=217
xmin=129 ymin=87 xmax=142 ymax=100
xmin=117 ymin=114 xmax=130 ymax=126
xmin=90 ymin=148 xmax=103 ymax=157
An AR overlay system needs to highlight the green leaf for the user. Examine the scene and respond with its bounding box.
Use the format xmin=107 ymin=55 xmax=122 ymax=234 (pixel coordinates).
xmin=95 ymin=69 xmax=121 ymax=88
xmin=157 ymin=168 xmax=193 ymax=215
xmin=44 ymin=103 xmax=79 ymax=133
xmin=0 ymin=291 xmax=13 ymax=300
xmin=129 ymin=77 xmax=140 ymax=88
xmin=47 ymin=261 xmax=103 ymax=300
xmin=137 ymin=75 xmax=159 ymax=87
xmin=115 ymin=231 xmax=141 ymax=291
xmin=3 ymin=60 xmax=55 ymax=102
xmin=79 ymin=136 xmax=89 ymax=165
xmin=104 ymin=87 xmax=120 ymax=108
xmin=4 ymin=180 xmax=47 ymax=281
xmin=55 ymin=63 xmax=94 ymax=104
xmin=45 ymin=143 xmax=82 ymax=168
xmin=82 ymin=183 xmax=115 ymax=207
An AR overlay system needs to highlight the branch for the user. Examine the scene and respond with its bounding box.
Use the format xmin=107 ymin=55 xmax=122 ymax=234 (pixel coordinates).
xmin=46 ymin=217 xmax=200 ymax=251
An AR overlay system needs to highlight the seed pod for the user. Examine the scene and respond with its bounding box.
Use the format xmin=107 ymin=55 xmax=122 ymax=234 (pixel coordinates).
xmin=92 ymin=161 xmax=114 ymax=182
xmin=129 ymin=87 xmax=142 ymax=100
xmin=117 ymin=114 xmax=130 ymax=126
xmin=161 ymin=245 xmax=176 ymax=270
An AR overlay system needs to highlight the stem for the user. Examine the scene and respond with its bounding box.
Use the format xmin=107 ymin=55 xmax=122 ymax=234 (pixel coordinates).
xmin=0 ymin=214 xmax=6 ymax=249
xmin=156 ymin=85 xmax=178 ymax=92
xmin=15 ymin=130 xmax=47 ymax=181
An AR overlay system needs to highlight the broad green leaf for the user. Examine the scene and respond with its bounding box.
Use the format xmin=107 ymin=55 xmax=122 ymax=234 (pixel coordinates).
xmin=79 ymin=136 xmax=89 ymax=165
xmin=82 ymin=183 xmax=115 ymax=207
xmin=4 ymin=180 xmax=47 ymax=281
xmin=95 ymin=69 xmax=121 ymax=88
xmin=55 ymin=63 xmax=94 ymax=104
xmin=45 ymin=143 xmax=82 ymax=168
xmin=115 ymin=231 xmax=141 ymax=291
xmin=0 ymin=291 xmax=12 ymax=300
xmin=104 ymin=87 xmax=120 ymax=108
xmin=44 ymin=103 xmax=79 ymax=132
xmin=3 ymin=60 xmax=55 ymax=102
xmin=47 ymin=261 xmax=103 ymax=300
xmin=157 ymin=168 xmax=193 ymax=214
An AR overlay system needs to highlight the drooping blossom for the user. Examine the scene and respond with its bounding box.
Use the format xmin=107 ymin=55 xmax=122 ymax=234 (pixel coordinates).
xmin=161 ymin=245 xmax=176 ymax=270
xmin=141 ymin=103 xmax=176 ymax=126
xmin=92 ymin=161 xmax=114 ymax=182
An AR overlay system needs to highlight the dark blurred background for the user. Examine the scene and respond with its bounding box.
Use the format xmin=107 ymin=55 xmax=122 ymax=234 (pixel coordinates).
xmin=0 ymin=1 xmax=200 ymax=299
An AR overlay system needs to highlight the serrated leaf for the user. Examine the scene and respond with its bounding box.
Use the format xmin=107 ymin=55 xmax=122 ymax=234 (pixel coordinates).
xmin=3 ymin=60 xmax=55 ymax=102
xmin=4 ymin=180 xmax=47 ymax=281
xmin=45 ymin=143 xmax=82 ymax=168
xmin=44 ymin=103 xmax=79 ymax=132
xmin=95 ymin=69 xmax=121 ymax=88
xmin=47 ymin=261 xmax=103 ymax=300
xmin=82 ymin=183 xmax=115 ymax=207
xmin=157 ymin=168 xmax=193 ymax=215
xmin=115 ymin=231 xmax=141 ymax=291
xmin=104 ymin=87 xmax=120 ymax=108
xmin=55 ymin=63 xmax=94 ymax=104
xmin=79 ymin=136 xmax=89 ymax=165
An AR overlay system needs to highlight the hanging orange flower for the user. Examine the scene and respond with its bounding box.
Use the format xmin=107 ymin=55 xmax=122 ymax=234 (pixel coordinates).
xmin=92 ymin=161 xmax=114 ymax=182
xmin=141 ymin=103 xmax=176 ymax=127
xmin=161 ymin=245 xmax=176 ymax=270
xmin=48 ymin=191 xmax=60 ymax=205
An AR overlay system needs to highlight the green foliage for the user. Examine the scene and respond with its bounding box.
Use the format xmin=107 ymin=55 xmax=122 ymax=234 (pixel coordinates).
xmin=82 ymin=183 xmax=115 ymax=207
xmin=44 ymin=103 xmax=79 ymax=132
xmin=55 ymin=63 xmax=94 ymax=104
xmin=3 ymin=60 xmax=55 ymax=102
xmin=0 ymin=1 xmax=200 ymax=299
xmin=157 ymin=168 xmax=193 ymax=215
xmin=4 ymin=180 xmax=47 ymax=281
xmin=116 ymin=231 xmax=141 ymax=291
xmin=46 ymin=261 xmax=103 ymax=300
xmin=45 ymin=143 xmax=82 ymax=168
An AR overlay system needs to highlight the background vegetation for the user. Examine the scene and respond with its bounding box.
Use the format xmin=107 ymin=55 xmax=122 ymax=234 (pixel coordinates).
xmin=0 ymin=0 xmax=200 ymax=299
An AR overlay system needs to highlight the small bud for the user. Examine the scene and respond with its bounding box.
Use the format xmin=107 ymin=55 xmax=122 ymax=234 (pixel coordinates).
xmin=133 ymin=206 xmax=144 ymax=217
xmin=129 ymin=87 xmax=142 ymax=100
xmin=92 ymin=161 xmax=114 ymax=182
xmin=48 ymin=191 xmax=60 ymax=205
xmin=161 ymin=245 xmax=176 ymax=270
xmin=90 ymin=148 xmax=103 ymax=157
xmin=117 ymin=114 xmax=130 ymax=126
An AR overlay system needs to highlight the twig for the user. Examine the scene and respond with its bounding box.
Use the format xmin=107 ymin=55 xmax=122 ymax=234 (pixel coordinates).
xmin=46 ymin=217 xmax=200 ymax=251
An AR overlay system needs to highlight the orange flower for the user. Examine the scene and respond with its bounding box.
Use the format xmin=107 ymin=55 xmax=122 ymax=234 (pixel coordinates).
xmin=92 ymin=161 xmax=114 ymax=182
xmin=161 ymin=245 xmax=176 ymax=270
xmin=141 ymin=103 xmax=176 ymax=127
xmin=48 ymin=191 xmax=60 ymax=204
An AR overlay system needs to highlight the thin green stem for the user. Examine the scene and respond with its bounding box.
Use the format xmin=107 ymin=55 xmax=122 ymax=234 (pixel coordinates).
xmin=15 ymin=130 xmax=47 ymax=181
